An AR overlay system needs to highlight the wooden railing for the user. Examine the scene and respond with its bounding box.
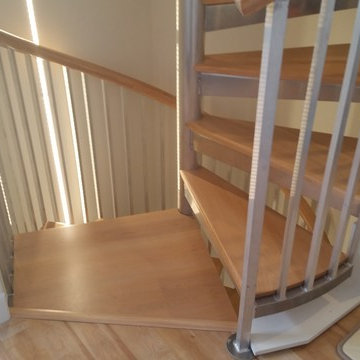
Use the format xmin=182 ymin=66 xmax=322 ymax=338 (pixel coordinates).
xmin=0 ymin=29 xmax=177 ymax=233
xmin=235 ymin=0 xmax=274 ymax=15
xmin=0 ymin=30 xmax=176 ymax=109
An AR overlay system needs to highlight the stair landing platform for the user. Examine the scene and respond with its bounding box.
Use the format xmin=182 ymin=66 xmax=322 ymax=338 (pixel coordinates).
xmin=11 ymin=209 xmax=237 ymax=331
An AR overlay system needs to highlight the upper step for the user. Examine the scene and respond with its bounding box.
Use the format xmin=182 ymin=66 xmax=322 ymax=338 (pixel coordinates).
xmin=197 ymin=45 xmax=357 ymax=84
xmin=181 ymin=167 xmax=343 ymax=297
xmin=188 ymin=115 xmax=359 ymax=215
xmin=197 ymin=45 xmax=360 ymax=101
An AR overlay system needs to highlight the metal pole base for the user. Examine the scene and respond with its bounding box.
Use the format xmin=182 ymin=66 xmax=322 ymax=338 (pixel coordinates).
xmin=226 ymin=334 xmax=255 ymax=360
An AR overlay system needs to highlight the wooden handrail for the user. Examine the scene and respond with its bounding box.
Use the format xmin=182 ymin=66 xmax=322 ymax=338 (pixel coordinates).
xmin=234 ymin=0 xmax=274 ymax=15
xmin=203 ymin=0 xmax=273 ymax=15
xmin=0 ymin=30 xmax=176 ymax=109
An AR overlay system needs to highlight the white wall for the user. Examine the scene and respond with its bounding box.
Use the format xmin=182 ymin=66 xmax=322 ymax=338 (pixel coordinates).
xmin=0 ymin=0 xmax=178 ymax=94
xmin=0 ymin=0 xmax=156 ymax=85
xmin=0 ymin=0 xmax=31 ymax=39
xmin=149 ymin=0 xmax=176 ymax=95
xmin=33 ymin=0 xmax=154 ymax=84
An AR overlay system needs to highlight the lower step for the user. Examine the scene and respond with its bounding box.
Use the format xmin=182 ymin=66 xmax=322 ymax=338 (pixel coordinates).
xmin=181 ymin=167 xmax=344 ymax=297
xmin=12 ymin=209 xmax=237 ymax=331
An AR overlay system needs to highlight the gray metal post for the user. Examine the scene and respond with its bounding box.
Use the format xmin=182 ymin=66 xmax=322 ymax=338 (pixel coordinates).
xmin=349 ymin=219 xmax=360 ymax=264
xmin=176 ymin=0 xmax=204 ymax=214
xmin=329 ymin=129 xmax=360 ymax=278
xmin=304 ymin=3 xmax=360 ymax=291
xmin=277 ymin=0 xmax=336 ymax=300
xmin=227 ymin=1 xmax=289 ymax=358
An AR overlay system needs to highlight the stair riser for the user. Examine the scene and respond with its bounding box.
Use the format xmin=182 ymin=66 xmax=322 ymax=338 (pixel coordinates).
xmin=200 ymin=73 xmax=360 ymax=102
xmin=192 ymin=134 xmax=360 ymax=216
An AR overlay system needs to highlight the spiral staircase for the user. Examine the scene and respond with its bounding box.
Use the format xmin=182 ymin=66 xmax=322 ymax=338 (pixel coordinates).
xmin=1 ymin=0 xmax=360 ymax=358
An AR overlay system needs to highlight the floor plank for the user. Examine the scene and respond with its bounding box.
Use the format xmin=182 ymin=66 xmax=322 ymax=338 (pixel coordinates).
xmin=68 ymin=322 xmax=131 ymax=359
xmin=0 ymin=306 xmax=359 ymax=359
xmin=0 ymin=319 xmax=89 ymax=360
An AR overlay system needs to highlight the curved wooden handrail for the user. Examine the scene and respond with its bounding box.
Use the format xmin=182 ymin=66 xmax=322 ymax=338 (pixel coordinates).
xmin=202 ymin=0 xmax=274 ymax=16
xmin=234 ymin=0 xmax=274 ymax=15
xmin=0 ymin=30 xmax=176 ymax=109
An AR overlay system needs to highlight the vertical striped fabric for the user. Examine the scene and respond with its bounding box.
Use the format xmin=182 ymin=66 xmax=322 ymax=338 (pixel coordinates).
xmin=0 ymin=176 xmax=13 ymax=295
xmin=0 ymin=47 xmax=177 ymax=238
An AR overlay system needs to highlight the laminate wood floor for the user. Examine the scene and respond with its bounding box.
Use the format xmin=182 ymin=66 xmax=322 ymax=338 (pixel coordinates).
xmin=0 ymin=305 xmax=359 ymax=359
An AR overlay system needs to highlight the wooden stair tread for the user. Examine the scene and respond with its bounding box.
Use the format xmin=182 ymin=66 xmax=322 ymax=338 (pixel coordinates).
xmin=196 ymin=44 xmax=359 ymax=85
xmin=181 ymin=167 xmax=345 ymax=297
xmin=189 ymin=115 xmax=359 ymax=215
xmin=12 ymin=209 xmax=237 ymax=331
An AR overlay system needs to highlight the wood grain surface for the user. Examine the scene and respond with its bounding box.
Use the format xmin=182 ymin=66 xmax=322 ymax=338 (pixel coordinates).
xmin=197 ymin=45 xmax=358 ymax=85
xmin=189 ymin=115 xmax=359 ymax=215
xmin=235 ymin=0 xmax=274 ymax=15
xmin=13 ymin=209 xmax=236 ymax=331
xmin=181 ymin=167 xmax=345 ymax=296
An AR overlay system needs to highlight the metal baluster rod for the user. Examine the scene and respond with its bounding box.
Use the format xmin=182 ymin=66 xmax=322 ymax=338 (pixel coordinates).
xmin=348 ymin=218 xmax=360 ymax=264
xmin=277 ymin=0 xmax=336 ymax=300
xmin=0 ymin=179 xmax=13 ymax=296
xmin=329 ymin=128 xmax=360 ymax=278
xmin=176 ymin=0 xmax=204 ymax=214
xmin=304 ymin=3 xmax=360 ymax=291
xmin=227 ymin=1 xmax=289 ymax=358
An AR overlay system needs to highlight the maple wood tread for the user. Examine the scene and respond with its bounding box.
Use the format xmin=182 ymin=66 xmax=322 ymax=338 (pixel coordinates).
xmin=13 ymin=209 xmax=237 ymax=331
xmin=197 ymin=44 xmax=359 ymax=85
xmin=189 ymin=115 xmax=359 ymax=215
xmin=0 ymin=30 xmax=176 ymax=108
xmin=181 ymin=167 xmax=345 ymax=297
